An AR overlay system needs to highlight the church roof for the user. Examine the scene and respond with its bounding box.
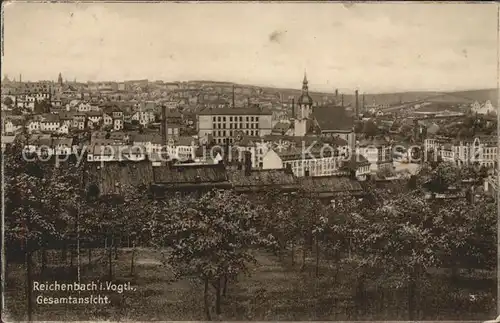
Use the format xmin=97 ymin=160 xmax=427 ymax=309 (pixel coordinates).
xmin=312 ymin=106 xmax=354 ymax=132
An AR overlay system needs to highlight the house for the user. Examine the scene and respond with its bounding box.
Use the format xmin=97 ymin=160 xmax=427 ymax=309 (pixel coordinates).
xmin=27 ymin=120 xmax=41 ymax=133
xmin=197 ymin=106 xmax=273 ymax=144
xmin=131 ymin=110 xmax=155 ymax=126
xmin=2 ymin=135 xmax=17 ymax=151
xmin=164 ymin=109 xmax=183 ymax=124
xmin=86 ymin=111 xmax=103 ymax=124
xmin=52 ymin=137 xmax=74 ymax=155
xmin=166 ymin=136 xmax=196 ymax=161
xmin=103 ymin=113 xmax=113 ymax=126
xmin=2 ymin=118 xmax=23 ymax=135
xmin=471 ymin=100 xmax=496 ymax=115
xmin=262 ymin=145 xmax=343 ymax=178
xmin=425 ymin=136 xmax=498 ymax=168
xmin=87 ymin=144 xmax=146 ymax=162
xmin=131 ymin=132 xmax=163 ymax=154
xmin=113 ymin=118 xmax=124 ymax=130
xmin=356 ymin=138 xmax=393 ymax=173
xmin=232 ymin=136 xmax=270 ymax=169
xmin=76 ymin=102 xmax=92 ymax=112
xmin=40 ymin=114 xmax=61 ymax=132
xmin=339 ymin=154 xmax=371 ymax=181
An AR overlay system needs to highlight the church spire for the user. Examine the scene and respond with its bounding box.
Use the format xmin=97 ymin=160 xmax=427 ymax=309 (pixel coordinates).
xmin=302 ymin=71 xmax=308 ymax=93
xmin=58 ymin=73 xmax=63 ymax=85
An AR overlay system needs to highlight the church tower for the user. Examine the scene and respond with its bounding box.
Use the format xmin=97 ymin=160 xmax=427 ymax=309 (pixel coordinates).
xmin=297 ymin=72 xmax=313 ymax=120
xmin=58 ymin=73 xmax=63 ymax=85
xmin=294 ymin=72 xmax=314 ymax=136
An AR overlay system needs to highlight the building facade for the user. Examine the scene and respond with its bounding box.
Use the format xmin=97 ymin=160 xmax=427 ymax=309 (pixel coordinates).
xmin=197 ymin=107 xmax=273 ymax=144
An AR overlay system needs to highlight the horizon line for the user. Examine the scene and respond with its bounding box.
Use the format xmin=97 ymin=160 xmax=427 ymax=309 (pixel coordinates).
xmin=2 ymin=75 xmax=497 ymax=96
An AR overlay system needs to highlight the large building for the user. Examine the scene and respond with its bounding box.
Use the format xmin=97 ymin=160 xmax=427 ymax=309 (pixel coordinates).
xmin=288 ymin=74 xmax=356 ymax=151
xmin=425 ymin=136 xmax=498 ymax=168
xmin=196 ymin=106 xmax=273 ymax=144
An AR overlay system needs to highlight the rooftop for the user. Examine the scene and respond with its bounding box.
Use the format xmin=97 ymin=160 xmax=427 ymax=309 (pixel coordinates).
xmin=198 ymin=107 xmax=272 ymax=116
xmin=312 ymin=106 xmax=354 ymax=132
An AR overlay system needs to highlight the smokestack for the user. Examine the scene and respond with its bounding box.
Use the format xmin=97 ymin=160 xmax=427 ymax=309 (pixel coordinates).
xmin=335 ymin=89 xmax=338 ymax=98
xmin=291 ymin=98 xmax=295 ymax=119
xmin=232 ymin=85 xmax=235 ymax=108
xmin=244 ymin=151 xmax=252 ymax=176
xmin=19 ymin=74 xmax=22 ymax=83
xmin=355 ymin=90 xmax=359 ymax=117
xmin=362 ymin=93 xmax=365 ymax=113
xmin=341 ymin=94 xmax=344 ymax=107
xmin=161 ymin=105 xmax=168 ymax=145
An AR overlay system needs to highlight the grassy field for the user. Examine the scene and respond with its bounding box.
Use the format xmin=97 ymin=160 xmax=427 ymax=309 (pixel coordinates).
xmin=4 ymin=247 xmax=496 ymax=321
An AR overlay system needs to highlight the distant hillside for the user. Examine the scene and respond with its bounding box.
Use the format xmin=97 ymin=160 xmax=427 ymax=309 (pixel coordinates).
xmin=447 ymin=89 xmax=498 ymax=103
xmin=183 ymin=80 xmax=497 ymax=107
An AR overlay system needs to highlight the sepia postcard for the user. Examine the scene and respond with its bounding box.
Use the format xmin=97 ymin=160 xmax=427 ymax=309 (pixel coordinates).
xmin=1 ymin=1 xmax=499 ymax=322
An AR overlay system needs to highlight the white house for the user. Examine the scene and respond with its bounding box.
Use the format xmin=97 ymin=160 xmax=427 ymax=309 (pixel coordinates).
xmin=471 ymin=100 xmax=496 ymax=115
xmin=166 ymin=136 xmax=196 ymax=161
xmin=113 ymin=118 xmax=124 ymax=131
xmin=27 ymin=120 xmax=41 ymax=133
xmin=262 ymin=146 xmax=343 ymax=177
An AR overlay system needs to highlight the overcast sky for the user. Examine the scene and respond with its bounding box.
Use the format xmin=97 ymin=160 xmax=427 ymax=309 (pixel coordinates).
xmin=2 ymin=2 xmax=498 ymax=93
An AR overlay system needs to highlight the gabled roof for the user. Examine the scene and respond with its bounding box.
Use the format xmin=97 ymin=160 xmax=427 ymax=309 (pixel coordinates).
xmin=86 ymin=111 xmax=103 ymax=117
xmin=228 ymin=169 xmax=297 ymax=191
xmin=312 ymin=106 xmax=354 ymax=132
xmin=52 ymin=137 xmax=73 ymax=147
xmin=41 ymin=114 xmax=60 ymax=123
xmin=86 ymin=161 xmax=154 ymax=196
xmin=131 ymin=133 xmax=162 ymax=144
xmin=153 ymin=163 xmax=228 ymax=184
xmin=298 ymin=176 xmax=363 ymax=195
xmin=172 ymin=136 xmax=195 ymax=146
xmin=340 ymin=154 xmax=371 ymax=171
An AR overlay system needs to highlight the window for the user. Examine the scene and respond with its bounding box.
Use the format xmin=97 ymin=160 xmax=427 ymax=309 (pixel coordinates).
xmin=218 ymin=117 xmax=221 ymax=122
xmin=223 ymin=117 xmax=226 ymax=122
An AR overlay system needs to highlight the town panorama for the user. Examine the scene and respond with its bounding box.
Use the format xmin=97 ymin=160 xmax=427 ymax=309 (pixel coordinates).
xmin=2 ymin=2 xmax=498 ymax=322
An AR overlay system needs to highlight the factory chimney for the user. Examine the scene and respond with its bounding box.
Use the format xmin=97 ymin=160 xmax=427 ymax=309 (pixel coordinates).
xmin=161 ymin=105 xmax=168 ymax=145
xmin=232 ymin=85 xmax=235 ymax=108
xmin=362 ymin=93 xmax=365 ymax=113
xmin=341 ymin=94 xmax=344 ymax=107
xmin=355 ymin=90 xmax=359 ymax=117
xmin=291 ymin=97 xmax=295 ymax=119
xmin=335 ymin=89 xmax=338 ymax=98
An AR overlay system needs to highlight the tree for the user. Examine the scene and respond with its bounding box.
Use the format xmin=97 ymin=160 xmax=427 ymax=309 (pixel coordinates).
xmin=152 ymin=190 xmax=273 ymax=319
xmin=4 ymin=144 xmax=85 ymax=320
xmin=349 ymin=192 xmax=437 ymax=320
xmin=3 ymin=96 xmax=14 ymax=106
